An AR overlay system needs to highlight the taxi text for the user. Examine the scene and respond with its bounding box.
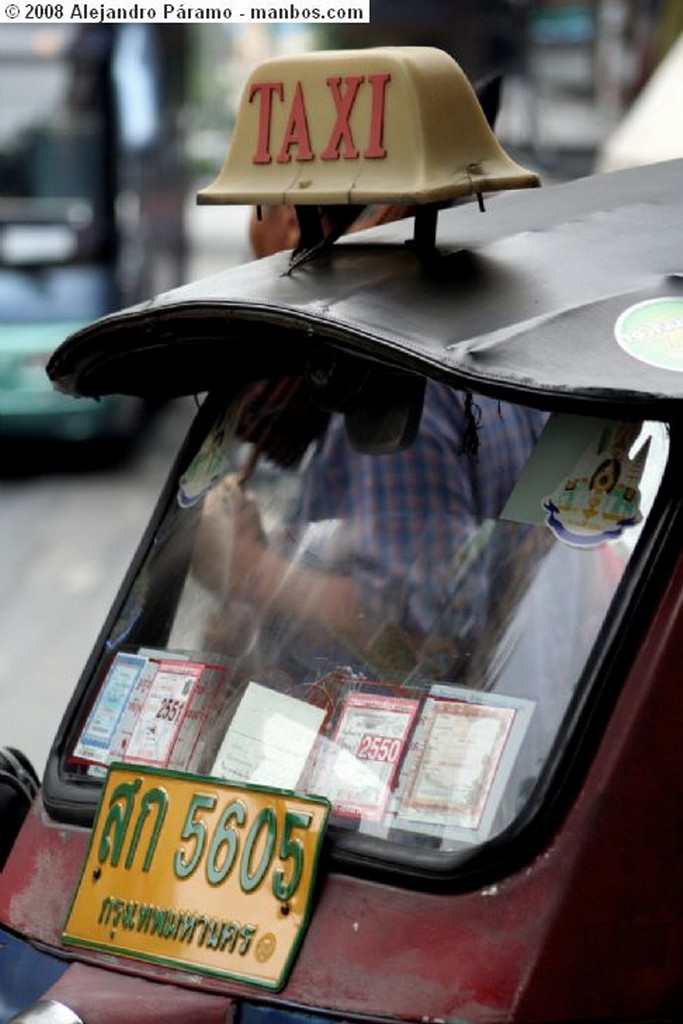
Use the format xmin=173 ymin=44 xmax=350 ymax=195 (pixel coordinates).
xmin=249 ymin=73 xmax=391 ymax=164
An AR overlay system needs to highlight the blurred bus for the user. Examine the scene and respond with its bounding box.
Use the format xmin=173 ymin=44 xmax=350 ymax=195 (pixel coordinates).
xmin=0 ymin=26 xmax=188 ymax=449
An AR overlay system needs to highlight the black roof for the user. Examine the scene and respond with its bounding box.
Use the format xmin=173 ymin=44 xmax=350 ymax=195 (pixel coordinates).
xmin=48 ymin=158 xmax=683 ymax=420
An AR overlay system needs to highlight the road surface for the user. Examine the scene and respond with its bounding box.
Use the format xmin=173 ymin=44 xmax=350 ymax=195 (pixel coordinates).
xmin=0 ymin=199 xmax=251 ymax=776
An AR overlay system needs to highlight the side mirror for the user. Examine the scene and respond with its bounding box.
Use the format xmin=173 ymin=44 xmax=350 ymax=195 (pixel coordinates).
xmin=0 ymin=747 xmax=39 ymax=869
xmin=344 ymin=371 xmax=426 ymax=455
xmin=305 ymin=349 xmax=426 ymax=454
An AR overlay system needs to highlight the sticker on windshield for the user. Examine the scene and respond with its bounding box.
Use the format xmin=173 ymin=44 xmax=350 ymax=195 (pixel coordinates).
xmin=211 ymin=682 xmax=326 ymax=791
xmin=72 ymin=652 xmax=227 ymax=772
xmin=312 ymin=693 xmax=419 ymax=821
xmin=178 ymin=406 xmax=236 ymax=507
xmin=615 ymin=296 xmax=683 ymax=372
xmin=542 ymin=421 xmax=648 ymax=548
xmin=123 ymin=660 xmax=207 ymax=766
xmin=395 ymin=685 xmax=534 ymax=845
xmin=73 ymin=652 xmax=149 ymax=763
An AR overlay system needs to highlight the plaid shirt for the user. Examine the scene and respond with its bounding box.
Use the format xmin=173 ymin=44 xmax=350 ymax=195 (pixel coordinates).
xmin=295 ymin=381 xmax=547 ymax=643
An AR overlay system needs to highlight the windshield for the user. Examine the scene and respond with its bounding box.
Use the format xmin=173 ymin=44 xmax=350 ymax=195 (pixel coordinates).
xmin=62 ymin=373 xmax=669 ymax=860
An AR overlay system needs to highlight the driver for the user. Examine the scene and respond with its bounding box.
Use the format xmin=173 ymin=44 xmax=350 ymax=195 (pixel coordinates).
xmin=191 ymin=201 xmax=547 ymax=680
xmin=192 ymin=377 xmax=546 ymax=679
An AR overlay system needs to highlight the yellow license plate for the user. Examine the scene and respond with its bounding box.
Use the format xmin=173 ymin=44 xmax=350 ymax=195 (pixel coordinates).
xmin=63 ymin=764 xmax=330 ymax=990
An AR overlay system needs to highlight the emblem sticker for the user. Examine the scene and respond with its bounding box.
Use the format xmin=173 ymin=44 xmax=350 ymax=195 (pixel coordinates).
xmin=542 ymin=421 xmax=649 ymax=548
xmin=178 ymin=406 xmax=236 ymax=507
xmin=615 ymin=297 xmax=683 ymax=372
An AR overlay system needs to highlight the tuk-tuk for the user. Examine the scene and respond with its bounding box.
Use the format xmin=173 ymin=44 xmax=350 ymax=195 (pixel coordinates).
xmin=2 ymin=46 xmax=683 ymax=1024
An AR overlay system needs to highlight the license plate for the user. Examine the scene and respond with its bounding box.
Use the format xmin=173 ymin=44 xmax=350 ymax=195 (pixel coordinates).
xmin=63 ymin=764 xmax=330 ymax=990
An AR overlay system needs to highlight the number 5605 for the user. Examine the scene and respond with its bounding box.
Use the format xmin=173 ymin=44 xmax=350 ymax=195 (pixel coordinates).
xmin=173 ymin=792 xmax=314 ymax=901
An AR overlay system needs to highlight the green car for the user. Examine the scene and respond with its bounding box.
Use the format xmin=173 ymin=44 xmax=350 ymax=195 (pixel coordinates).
xmin=0 ymin=265 xmax=145 ymax=446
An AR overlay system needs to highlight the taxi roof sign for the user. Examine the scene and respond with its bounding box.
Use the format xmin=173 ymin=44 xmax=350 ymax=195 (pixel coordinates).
xmin=197 ymin=47 xmax=540 ymax=207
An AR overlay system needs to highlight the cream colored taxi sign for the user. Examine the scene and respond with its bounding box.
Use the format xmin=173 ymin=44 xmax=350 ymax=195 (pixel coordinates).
xmin=63 ymin=765 xmax=330 ymax=990
xmin=198 ymin=46 xmax=539 ymax=207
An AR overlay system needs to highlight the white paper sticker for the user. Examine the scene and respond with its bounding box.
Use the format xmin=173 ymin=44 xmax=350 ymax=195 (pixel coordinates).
xmin=211 ymin=681 xmax=326 ymax=790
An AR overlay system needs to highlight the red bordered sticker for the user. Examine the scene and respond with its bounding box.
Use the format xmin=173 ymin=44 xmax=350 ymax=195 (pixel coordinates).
xmin=313 ymin=692 xmax=419 ymax=820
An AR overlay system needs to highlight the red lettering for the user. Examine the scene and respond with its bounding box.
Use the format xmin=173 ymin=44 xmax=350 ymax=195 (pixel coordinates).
xmin=249 ymin=80 xmax=283 ymax=165
xmin=250 ymin=72 xmax=390 ymax=166
xmin=320 ymin=75 xmax=364 ymax=160
xmin=276 ymin=81 xmax=314 ymax=164
xmin=364 ymin=72 xmax=390 ymax=158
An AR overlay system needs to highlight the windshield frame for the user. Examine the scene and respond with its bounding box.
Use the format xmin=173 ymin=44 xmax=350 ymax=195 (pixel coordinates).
xmin=43 ymin=379 xmax=681 ymax=889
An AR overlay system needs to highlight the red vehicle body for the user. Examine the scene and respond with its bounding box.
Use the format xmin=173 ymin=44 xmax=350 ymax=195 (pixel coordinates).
xmin=1 ymin=47 xmax=682 ymax=1024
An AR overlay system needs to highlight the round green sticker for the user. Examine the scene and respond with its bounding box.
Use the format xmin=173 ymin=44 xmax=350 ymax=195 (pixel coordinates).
xmin=615 ymin=297 xmax=683 ymax=372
